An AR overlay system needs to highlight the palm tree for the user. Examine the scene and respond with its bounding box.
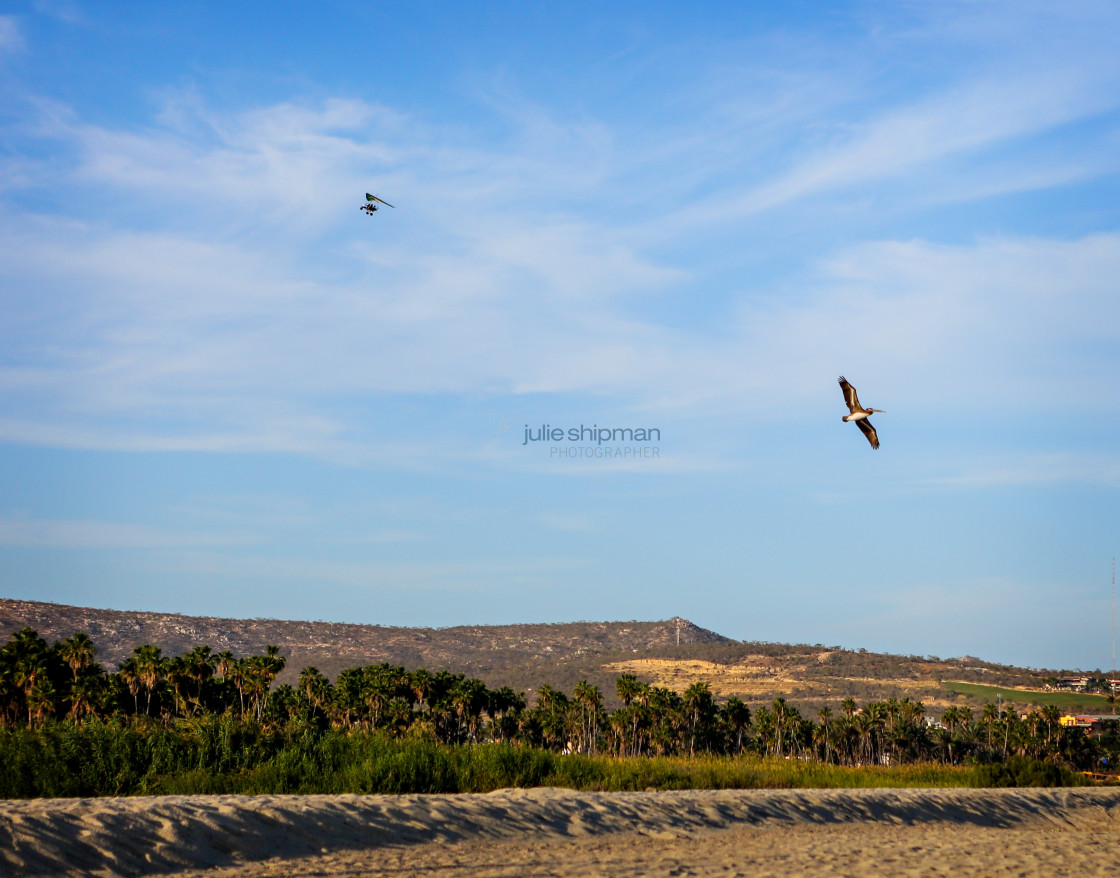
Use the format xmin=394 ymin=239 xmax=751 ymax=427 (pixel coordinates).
xmin=683 ymin=682 xmax=714 ymax=756
xmin=244 ymin=658 xmax=274 ymax=721
xmin=6 ymin=628 xmax=49 ymax=660
xmin=0 ymin=647 xmax=20 ymax=724
xmin=860 ymin=702 xmax=887 ymax=764
xmin=608 ymin=709 xmax=629 ymax=756
xmin=573 ymin=680 xmax=603 ymax=755
xmin=118 ymin=657 xmax=142 ymax=715
xmin=981 ymin=703 xmax=999 ymax=751
xmin=6 ymin=628 xmax=51 ymax=724
xmin=166 ymin=656 xmax=193 ymax=717
xmin=1040 ymin=704 xmax=1061 ymax=748
xmin=12 ymin=654 xmax=48 ymax=725
xmin=182 ymin=646 xmax=215 ymax=715
xmin=723 ymin=697 xmax=752 ymax=755
xmin=360 ymin=665 xmax=395 ymax=728
xmin=448 ymin=678 xmax=489 ymax=744
xmin=487 ymin=686 xmax=526 ymax=743
xmin=956 ymin=718 xmax=980 ymax=761
xmin=331 ymin=667 xmax=363 ymax=726
xmin=263 ymin=683 xmax=299 ymax=726
xmin=835 ymin=715 xmax=859 ymax=764
xmin=214 ymin=650 xmax=234 ymax=679
xmin=616 ymin=674 xmax=642 ymax=707
xmin=245 ymin=646 xmax=286 ymax=721
xmin=940 ymin=707 xmax=961 ymax=763
xmin=531 ymin=684 xmax=570 ymax=751
xmin=771 ymin=698 xmax=799 ymax=758
xmin=1002 ymin=709 xmax=1016 ymax=759
xmin=131 ymin=644 xmax=165 ymax=716
xmin=940 ymin=706 xmax=975 ymax=762
xmin=855 ymin=711 xmax=877 ymax=765
xmin=239 ymin=650 xmax=285 ymax=721
xmin=226 ymin=657 xmax=250 ymax=716
xmin=264 ymin=645 xmax=286 ymax=676
xmin=890 ymin=699 xmax=926 ymax=763
xmin=409 ymin=668 xmax=433 ymax=714
xmin=58 ymin=633 xmax=96 ymax=681
xmin=298 ymin=666 xmax=327 ymax=710
xmin=647 ymin=686 xmax=684 ymax=756
xmin=27 ymin=678 xmax=57 ymax=726
xmin=69 ymin=672 xmax=105 ymax=721
xmin=816 ymin=706 xmax=834 ymax=762
xmin=931 ymin=725 xmax=953 ymax=764
xmin=612 ymin=675 xmax=649 ymax=755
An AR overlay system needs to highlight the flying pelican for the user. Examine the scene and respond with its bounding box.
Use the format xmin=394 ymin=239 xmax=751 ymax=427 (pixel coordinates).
xmin=838 ymin=376 xmax=884 ymax=449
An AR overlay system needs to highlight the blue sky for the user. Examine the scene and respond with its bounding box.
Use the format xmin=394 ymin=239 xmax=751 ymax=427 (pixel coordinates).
xmin=1 ymin=1 xmax=1118 ymax=671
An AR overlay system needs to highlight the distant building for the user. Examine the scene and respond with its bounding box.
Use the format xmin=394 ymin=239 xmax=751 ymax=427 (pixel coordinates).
xmin=1060 ymin=715 xmax=1118 ymax=733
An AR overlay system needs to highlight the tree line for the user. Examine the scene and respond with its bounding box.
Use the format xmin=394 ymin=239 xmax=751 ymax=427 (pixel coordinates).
xmin=1 ymin=628 xmax=1115 ymax=772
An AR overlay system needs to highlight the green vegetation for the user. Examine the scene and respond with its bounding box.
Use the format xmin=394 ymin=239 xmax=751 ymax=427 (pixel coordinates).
xmin=942 ymin=681 xmax=1114 ymax=712
xmin=0 ymin=719 xmax=1088 ymax=798
xmin=0 ymin=627 xmax=1114 ymax=798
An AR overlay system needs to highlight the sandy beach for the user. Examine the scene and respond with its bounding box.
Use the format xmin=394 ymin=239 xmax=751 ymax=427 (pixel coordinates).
xmin=2 ymin=787 xmax=1118 ymax=877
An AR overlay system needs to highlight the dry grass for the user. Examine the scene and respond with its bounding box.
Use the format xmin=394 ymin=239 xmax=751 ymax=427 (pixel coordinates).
xmin=603 ymin=658 xmax=1000 ymax=710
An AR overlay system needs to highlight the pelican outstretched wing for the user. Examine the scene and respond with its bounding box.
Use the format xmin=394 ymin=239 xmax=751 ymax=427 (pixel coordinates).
xmin=856 ymin=418 xmax=880 ymax=449
xmin=837 ymin=376 xmax=862 ymax=413
xmin=366 ymin=193 xmax=395 ymax=208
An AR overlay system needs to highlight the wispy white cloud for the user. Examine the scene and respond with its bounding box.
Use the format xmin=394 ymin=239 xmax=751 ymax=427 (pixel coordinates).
xmin=3 ymin=202 xmax=1119 ymax=460
xmin=58 ymin=99 xmax=400 ymax=236
xmin=535 ymin=512 xmax=596 ymax=532
xmin=31 ymin=1 xmax=85 ymax=26
xmin=0 ymin=517 xmax=252 ymax=549
xmin=2 ymin=2 xmax=1118 ymax=664
xmin=513 ymin=450 xmax=729 ymax=476
xmin=2 ymin=7 xmax=1119 ymax=465
xmin=841 ymin=574 xmax=1104 ymax=669
xmin=916 ymin=452 xmax=1120 ymax=489
xmin=705 ymin=231 xmax=1120 ymax=421
xmin=661 ymin=68 xmax=1120 ymax=233
xmin=175 ymin=550 xmax=586 ymax=594
xmin=0 ymin=15 xmax=24 ymax=55
xmin=0 ymin=90 xmax=691 ymax=452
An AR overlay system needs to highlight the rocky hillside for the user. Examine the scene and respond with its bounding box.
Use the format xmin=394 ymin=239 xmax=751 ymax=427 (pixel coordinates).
xmin=0 ymin=599 xmax=729 ymax=695
xmin=1 ymin=598 xmax=1094 ymax=712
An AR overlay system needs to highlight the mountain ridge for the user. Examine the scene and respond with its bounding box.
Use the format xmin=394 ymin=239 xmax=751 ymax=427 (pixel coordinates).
xmin=2 ymin=598 xmax=1099 ymax=712
xmin=0 ymin=598 xmax=731 ymax=692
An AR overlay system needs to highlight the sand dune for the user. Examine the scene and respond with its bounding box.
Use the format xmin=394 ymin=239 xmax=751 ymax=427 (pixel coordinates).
xmin=2 ymin=787 xmax=1118 ymax=877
